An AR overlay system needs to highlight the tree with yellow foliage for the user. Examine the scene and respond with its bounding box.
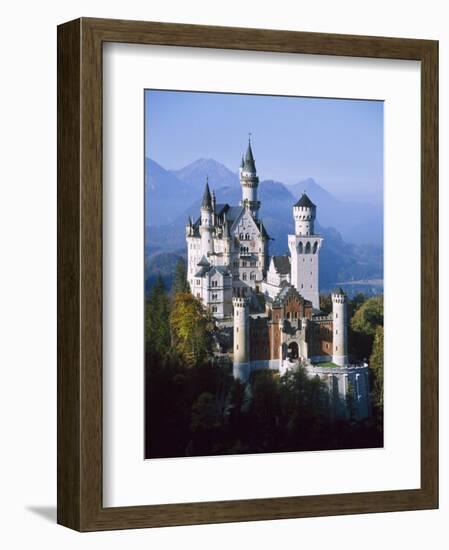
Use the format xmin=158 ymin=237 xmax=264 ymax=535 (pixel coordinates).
xmin=170 ymin=292 xmax=213 ymax=365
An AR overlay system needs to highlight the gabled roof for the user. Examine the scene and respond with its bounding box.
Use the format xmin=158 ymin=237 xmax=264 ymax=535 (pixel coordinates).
xmin=271 ymin=255 xmax=291 ymax=275
xmin=229 ymin=205 xmax=260 ymax=235
xmin=194 ymin=266 xmax=210 ymax=277
xmin=272 ymin=284 xmax=312 ymax=308
xmin=272 ymin=284 xmax=296 ymax=306
xmin=209 ymin=265 xmax=231 ymax=277
xmin=226 ymin=205 xmax=244 ymax=223
xmin=194 ymin=264 xmax=231 ymax=279
xmin=214 ymin=203 xmax=228 ymax=217
xmin=193 ymin=204 xmax=243 ymax=232
xmin=294 ymin=192 xmax=315 ymax=208
xmin=197 ymin=255 xmax=210 ymax=267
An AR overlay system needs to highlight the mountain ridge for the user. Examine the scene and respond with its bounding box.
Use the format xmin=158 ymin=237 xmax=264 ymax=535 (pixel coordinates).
xmin=145 ymin=157 xmax=383 ymax=291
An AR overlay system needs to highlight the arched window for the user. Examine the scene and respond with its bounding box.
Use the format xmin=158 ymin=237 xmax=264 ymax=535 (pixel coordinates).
xmin=242 ymin=273 xmax=247 ymax=281
xmin=239 ymin=233 xmax=244 ymax=240
xmin=305 ymin=242 xmax=311 ymax=254
xmin=288 ymin=342 xmax=299 ymax=360
xmin=245 ymin=233 xmax=250 ymax=240
xmin=298 ymin=242 xmax=303 ymax=254
xmin=250 ymin=272 xmax=256 ymax=280
xmin=313 ymin=241 xmax=318 ymax=253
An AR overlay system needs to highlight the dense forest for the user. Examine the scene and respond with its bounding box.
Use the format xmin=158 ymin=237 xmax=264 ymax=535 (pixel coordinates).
xmin=145 ymin=260 xmax=384 ymax=459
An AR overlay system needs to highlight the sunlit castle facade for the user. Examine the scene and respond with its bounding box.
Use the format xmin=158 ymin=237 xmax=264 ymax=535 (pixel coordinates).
xmin=185 ymin=139 xmax=371 ymax=420
xmin=186 ymin=140 xmax=269 ymax=318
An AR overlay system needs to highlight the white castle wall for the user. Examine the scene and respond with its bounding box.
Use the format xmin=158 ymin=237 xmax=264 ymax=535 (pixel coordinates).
xmin=288 ymin=235 xmax=323 ymax=309
xmin=306 ymin=364 xmax=371 ymax=421
xmin=332 ymin=291 xmax=348 ymax=366
xmin=233 ymin=297 xmax=250 ymax=380
xmin=293 ymin=204 xmax=315 ymax=236
xmin=199 ymin=217 xmax=213 ymax=257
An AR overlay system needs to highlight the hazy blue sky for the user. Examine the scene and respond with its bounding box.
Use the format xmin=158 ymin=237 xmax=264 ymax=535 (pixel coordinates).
xmin=145 ymin=90 xmax=383 ymax=202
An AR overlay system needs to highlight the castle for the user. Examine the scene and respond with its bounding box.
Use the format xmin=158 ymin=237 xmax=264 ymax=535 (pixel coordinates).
xmin=186 ymin=139 xmax=371 ymax=420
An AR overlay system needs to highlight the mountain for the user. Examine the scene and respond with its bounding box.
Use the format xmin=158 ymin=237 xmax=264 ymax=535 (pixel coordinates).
xmin=145 ymin=158 xmax=240 ymax=226
xmin=145 ymin=158 xmax=194 ymax=226
xmin=144 ymin=158 xmax=383 ymax=292
xmin=145 ymin=179 xmax=382 ymax=292
xmin=147 ymin=158 xmax=382 ymax=246
xmin=171 ymin=158 xmax=239 ymax=194
xmin=288 ymin=178 xmax=383 ymax=246
xmin=289 ymin=177 xmax=337 ymax=209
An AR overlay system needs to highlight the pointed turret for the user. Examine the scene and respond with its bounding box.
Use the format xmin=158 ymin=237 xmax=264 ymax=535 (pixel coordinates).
xmin=243 ymin=139 xmax=256 ymax=172
xmin=294 ymin=192 xmax=315 ymax=209
xmin=200 ymin=179 xmax=213 ymax=254
xmin=239 ymin=136 xmax=260 ymax=219
xmin=293 ymin=192 xmax=316 ymax=236
xmin=201 ymin=179 xmax=212 ymax=211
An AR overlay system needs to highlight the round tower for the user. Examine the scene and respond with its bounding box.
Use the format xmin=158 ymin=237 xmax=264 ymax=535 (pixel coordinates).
xmin=239 ymin=138 xmax=260 ymax=219
xmin=233 ymin=296 xmax=250 ymax=382
xmin=332 ymin=288 xmax=348 ymax=366
xmin=293 ymin=193 xmax=316 ymax=236
xmin=200 ymin=180 xmax=214 ymax=256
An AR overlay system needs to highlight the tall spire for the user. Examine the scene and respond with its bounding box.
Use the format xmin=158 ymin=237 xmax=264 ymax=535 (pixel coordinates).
xmin=243 ymin=138 xmax=256 ymax=172
xmin=201 ymin=178 xmax=212 ymax=210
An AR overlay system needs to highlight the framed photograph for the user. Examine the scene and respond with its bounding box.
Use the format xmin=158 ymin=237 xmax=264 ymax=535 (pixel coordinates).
xmin=57 ymin=17 xmax=438 ymax=531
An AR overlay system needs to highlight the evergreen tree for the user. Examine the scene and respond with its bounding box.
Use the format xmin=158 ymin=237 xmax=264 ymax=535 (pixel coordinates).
xmin=173 ymin=258 xmax=190 ymax=294
xmin=145 ymin=274 xmax=171 ymax=354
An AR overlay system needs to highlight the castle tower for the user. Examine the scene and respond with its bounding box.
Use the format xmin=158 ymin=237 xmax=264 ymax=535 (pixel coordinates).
xmin=332 ymin=288 xmax=348 ymax=366
xmin=239 ymin=139 xmax=260 ymax=219
xmin=288 ymin=193 xmax=323 ymax=309
xmin=199 ymin=180 xmax=214 ymax=256
xmin=233 ymin=296 xmax=250 ymax=382
xmin=293 ymin=192 xmax=316 ymax=236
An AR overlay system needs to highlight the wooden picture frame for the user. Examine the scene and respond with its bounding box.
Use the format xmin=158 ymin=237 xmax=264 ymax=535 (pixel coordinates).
xmin=57 ymin=17 xmax=438 ymax=531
